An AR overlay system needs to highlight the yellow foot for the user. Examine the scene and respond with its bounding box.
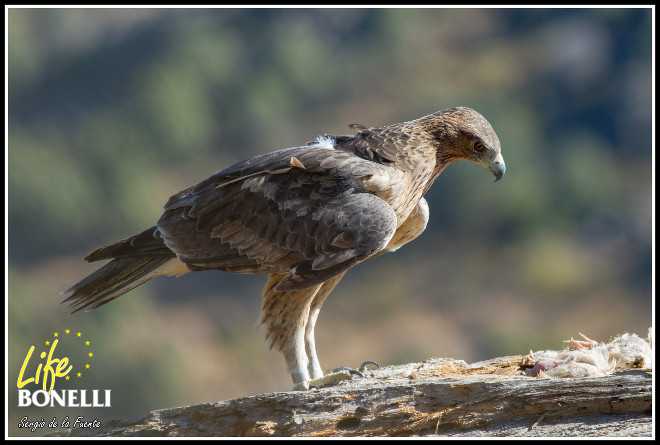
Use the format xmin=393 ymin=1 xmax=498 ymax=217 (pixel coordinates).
xmin=292 ymin=361 xmax=380 ymax=390
xmin=293 ymin=370 xmax=352 ymax=391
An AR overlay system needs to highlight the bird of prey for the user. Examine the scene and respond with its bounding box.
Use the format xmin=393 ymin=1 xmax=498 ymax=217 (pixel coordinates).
xmin=63 ymin=106 xmax=505 ymax=390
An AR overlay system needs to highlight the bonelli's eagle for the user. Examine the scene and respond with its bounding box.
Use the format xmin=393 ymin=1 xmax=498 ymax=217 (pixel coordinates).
xmin=64 ymin=107 xmax=504 ymax=389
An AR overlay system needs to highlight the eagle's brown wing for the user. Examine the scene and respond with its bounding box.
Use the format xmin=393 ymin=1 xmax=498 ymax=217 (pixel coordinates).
xmin=157 ymin=146 xmax=399 ymax=291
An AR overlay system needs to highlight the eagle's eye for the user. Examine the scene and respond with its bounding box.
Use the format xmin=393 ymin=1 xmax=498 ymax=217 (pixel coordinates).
xmin=473 ymin=141 xmax=486 ymax=152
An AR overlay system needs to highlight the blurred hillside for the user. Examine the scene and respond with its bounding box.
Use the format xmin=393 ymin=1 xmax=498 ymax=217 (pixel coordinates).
xmin=7 ymin=8 xmax=652 ymax=436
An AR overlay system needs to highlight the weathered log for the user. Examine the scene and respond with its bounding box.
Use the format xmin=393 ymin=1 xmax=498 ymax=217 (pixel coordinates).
xmin=53 ymin=356 xmax=652 ymax=437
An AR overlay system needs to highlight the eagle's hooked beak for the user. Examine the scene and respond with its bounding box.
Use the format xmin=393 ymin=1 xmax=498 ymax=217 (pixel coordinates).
xmin=488 ymin=152 xmax=505 ymax=182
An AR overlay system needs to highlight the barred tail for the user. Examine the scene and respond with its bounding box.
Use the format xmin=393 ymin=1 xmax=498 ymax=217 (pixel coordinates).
xmin=63 ymin=256 xmax=187 ymax=313
xmin=62 ymin=226 xmax=188 ymax=313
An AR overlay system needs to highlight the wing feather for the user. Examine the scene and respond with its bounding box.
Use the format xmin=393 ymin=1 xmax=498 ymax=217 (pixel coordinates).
xmin=157 ymin=146 xmax=399 ymax=289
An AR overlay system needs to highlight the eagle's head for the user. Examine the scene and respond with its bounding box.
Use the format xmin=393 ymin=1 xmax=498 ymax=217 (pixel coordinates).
xmin=425 ymin=107 xmax=505 ymax=182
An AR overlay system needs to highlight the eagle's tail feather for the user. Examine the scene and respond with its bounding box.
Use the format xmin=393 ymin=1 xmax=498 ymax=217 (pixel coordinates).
xmin=62 ymin=255 xmax=185 ymax=313
xmin=84 ymin=226 xmax=172 ymax=261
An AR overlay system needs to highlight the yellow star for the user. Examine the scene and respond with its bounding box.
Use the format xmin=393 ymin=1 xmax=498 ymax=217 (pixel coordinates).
xmin=88 ymin=352 xmax=93 ymax=358
xmin=66 ymin=376 xmax=70 ymax=380
xmin=77 ymin=372 xmax=81 ymax=378
xmin=77 ymin=332 xmax=82 ymax=337
xmin=86 ymin=364 xmax=90 ymax=369
xmin=45 ymin=341 xmax=50 ymax=346
xmin=85 ymin=341 xmax=90 ymax=346
xmin=65 ymin=329 xmax=70 ymax=334
xmin=54 ymin=332 xmax=58 ymax=337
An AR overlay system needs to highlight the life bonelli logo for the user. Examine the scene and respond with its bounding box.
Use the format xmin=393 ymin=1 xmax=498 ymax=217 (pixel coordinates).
xmin=17 ymin=329 xmax=111 ymax=408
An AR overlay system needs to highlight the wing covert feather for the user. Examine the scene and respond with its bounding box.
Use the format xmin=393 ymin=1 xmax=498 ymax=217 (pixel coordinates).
xmin=157 ymin=146 xmax=398 ymax=289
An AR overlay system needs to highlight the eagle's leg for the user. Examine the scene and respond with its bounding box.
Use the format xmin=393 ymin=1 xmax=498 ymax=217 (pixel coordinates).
xmin=304 ymin=304 xmax=324 ymax=380
xmin=304 ymin=272 xmax=347 ymax=380
xmin=262 ymin=272 xmax=353 ymax=390
xmin=261 ymin=273 xmax=322 ymax=385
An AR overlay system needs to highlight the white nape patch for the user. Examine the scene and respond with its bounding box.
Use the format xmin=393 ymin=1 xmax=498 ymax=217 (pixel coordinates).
xmin=309 ymin=135 xmax=336 ymax=149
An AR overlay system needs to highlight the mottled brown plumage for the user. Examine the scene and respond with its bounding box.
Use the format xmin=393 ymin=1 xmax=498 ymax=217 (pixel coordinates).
xmin=63 ymin=106 xmax=504 ymax=389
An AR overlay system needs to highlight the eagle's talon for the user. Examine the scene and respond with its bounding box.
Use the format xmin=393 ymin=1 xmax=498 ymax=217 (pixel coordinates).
xmin=331 ymin=366 xmax=365 ymax=377
xmin=331 ymin=360 xmax=379 ymax=378
xmin=358 ymin=360 xmax=380 ymax=372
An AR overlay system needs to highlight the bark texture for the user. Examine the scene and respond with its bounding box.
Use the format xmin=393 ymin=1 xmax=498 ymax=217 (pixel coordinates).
xmin=53 ymin=356 xmax=653 ymax=437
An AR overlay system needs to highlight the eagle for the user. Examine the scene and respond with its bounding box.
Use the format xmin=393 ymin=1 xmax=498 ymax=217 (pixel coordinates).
xmin=63 ymin=106 xmax=504 ymax=390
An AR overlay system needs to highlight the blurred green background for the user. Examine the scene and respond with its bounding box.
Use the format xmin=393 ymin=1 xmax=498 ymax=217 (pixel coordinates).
xmin=7 ymin=7 xmax=652 ymax=436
